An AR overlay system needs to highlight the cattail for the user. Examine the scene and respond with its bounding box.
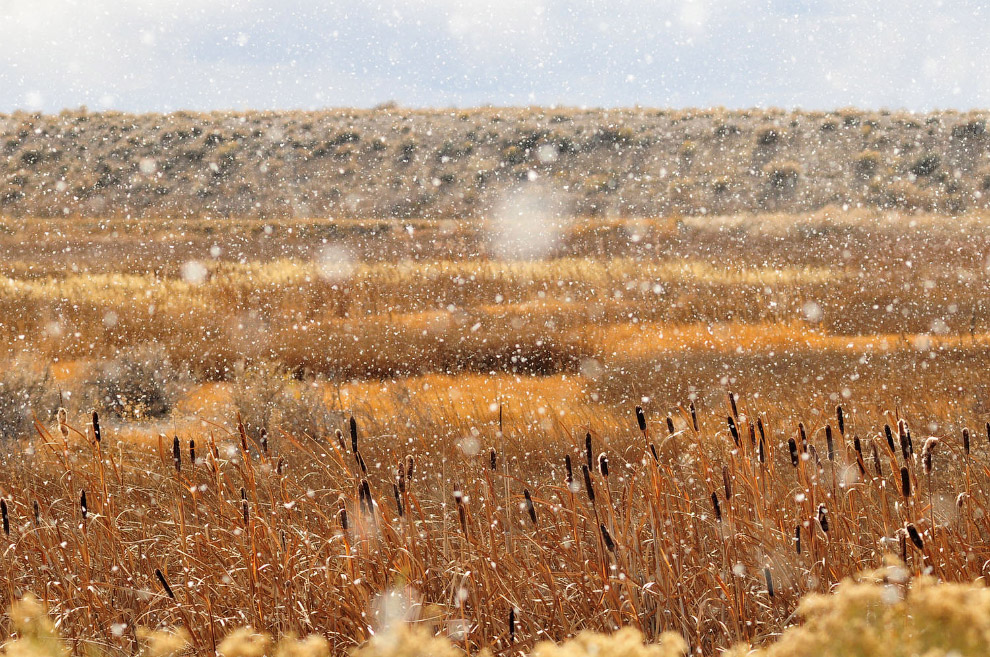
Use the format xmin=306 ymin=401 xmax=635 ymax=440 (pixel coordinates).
xmin=906 ymin=426 xmax=914 ymax=457
xmin=508 ymin=608 xmax=516 ymax=644
xmin=666 ymin=416 xmax=675 ymax=434
xmin=635 ymin=406 xmax=647 ymax=433
xmin=80 ymin=490 xmax=87 ymax=520
xmin=648 ymin=443 xmax=659 ymax=464
xmin=884 ymin=424 xmax=896 ymax=455
xmin=339 ymin=500 xmax=349 ymax=530
xmin=405 ymin=455 xmax=415 ymax=479
xmin=711 ymin=492 xmax=722 ymax=522
xmin=349 ymin=416 xmax=358 ymax=453
xmin=489 ymin=447 xmax=497 ymax=471
xmin=986 ymin=421 xmax=990 ymax=448
xmin=276 ymin=456 xmax=285 ymax=475
xmin=808 ymin=444 xmax=823 ymax=475
xmin=957 ymin=492 xmax=967 ymax=509
xmin=900 ymin=466 xmax=911 ymax=498
xmin=189 ymin=439 xmax=196 ymax=465
xmin=794 ymin=525 xmax=801 ymax=555
xmin=728 ymin=391 xmax=738 ymax=419
xmin=899 ymin=529 xmax=907 ymax=563
xmin=748 ymin=423 xmax=756 ymax=449
xmin=722 ymin=464 xmax=732 ymax=500
xmin=817 ymin=504 xmax=829 ymax=533
xmin=899 ymin=421 xmax=911 ymax=462
xmin=758 ymin=436 xmax=766 ymax=464
xmin=788 ymin=438 xmax=799 ymax=467
xmin=963 ymin=428 xmax=971 ymax=456
xmin=690 ymin=402 xmax=699 ymax=432
xmin=585 ymin=432 xmax=593 ymax=470
xmin=798 ymin=422 xmax=807 ymax=452
xmin=600 ymin=524 xmax=615 ymax=552
xmin=155 ymin=569 xmax=175 ymax=599
xmin=58 ymin=407 xmax=69 ymax=440
xmin=260 ymin=428 xmax=269 ymax=455
xmin=393 ymin=484 xmax=404 ymax=517
xmin=523 ymin=489 xmax=537 ymax=525
xmin=582 ymin=464 xmax=595 ymax=503
xmin=356 ymin=451 xmax=368 ymax=475
xmin=853 ymin=436 xmax=866 ymax=477
xmin=361 ymin=480 xmax=373 ymax=515
xmin=825 ymin=424 xmax=835 ymax=461
xmin=1 ymin=499 xmax=8 ymax=536
xmin=922 ymin=437 xmax=939 ymax=475
xmin=727 ymin=416 xmax=739 ymax=446
xmin=757 ymin=416 xmax=765 ymax=443
xmin=871 ymin=440 xmax=883 ymax=477
xmin=92 ymin=411 xmax=101 ymax=443
xmin=836 ymin=405 xmax=844 ymax=435
xmin=335 ymin=428 xmax=345 ymax=452
xmin=396 ymin=465 xmax=406 ymax=494
xmin=597 ymin=453 xmax=609 ymax=478
xmin=172 ymin=435 xmax=181 ymax=473
xmin=564 ymin=454 xmax=573 ymax=486
xmin=764 ymin=567 xmax=774 ymax=598
xmin=454 ymin=490 xmax=466 ymax=534
xmin=32 ymin=500 xmax=39 ymax=526
xmin=906 ymin=522 xmax=924 ymax=550
xmin=238 ymin=419 xmax=248 ymax=452
xmin=241 ymin=488 xmax=249 ymax=525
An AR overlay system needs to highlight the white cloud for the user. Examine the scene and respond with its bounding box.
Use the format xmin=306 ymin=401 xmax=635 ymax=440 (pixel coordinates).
xmin=0 ymin=0 xmax=989 ymax=111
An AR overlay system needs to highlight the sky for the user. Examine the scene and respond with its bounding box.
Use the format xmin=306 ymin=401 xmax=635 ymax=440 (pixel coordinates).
xmin=1 ymin=0 xmax=989 ymax=113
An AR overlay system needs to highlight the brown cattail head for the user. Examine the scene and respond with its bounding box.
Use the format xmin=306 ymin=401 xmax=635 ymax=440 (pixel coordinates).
xmin=817 ymin=504 xmax=829 ymax=533
xmin=361 ymin=480 xmax=373 ymax=515
xmin=757 ymin=416 xmax=765 ymax=442
xmin=798 ymin=422 xmax=807 ymax=452
xmin=1 ymin=499 xmax=8 ymax=536
xmin=788 ymin=438 xmax=799 ymax=467
xmin=666 ymin=416 xmax=675 ymax=435
xmin=758 ymin=435 xmax=766 ymax=464
xmin=489 ymin=447 xmax=497 ymax=471
xmin=396 ymin=464 xmax=406 ymax=494
xmin=748 ymin=422 xmax=756 ymax=448
xmin=80 ymin=490 xmax=87 ymax=520
xmin=523 ymin=489 xmax=537 ymax=525
xmin=727 ymin=416 xmax=739 ymax=446
xmin=710 ymin=492 xmax=722 ymax=523
xmin=508 ymin=608 xmax=515 ymax=644
xmin=963 ymin=428 xmax=971 ymax=456
xmin=870 ymin=440 xmax=883 ymax=477
xmin=585 ymin=432 xmax=593 ymax=470
xmin=722 ymin=464 xmax=732 ymax=500
xmin=92 ymin=411 xmax=101 ymax=443
xmin=57 ymin=407 xmax=68 ymax=440
xmin=728 ymin=391 xmax=738 ymax=419
xmin=155 ymin=569 xmax=175 ymax=599
xmin=598 ymin=453 xmax=609 ymax=478
xmin=884 ymin=424 xmax=896 ymax=455
xmin=825 ymin=424 xmax=835 ymax=461
xmin=635 ymin=406 xmax=647 ymax=433
xmin=648 ymin=442 xmax=659 ymax=464
xmin=690 ymin=402 xmax=699 ymax=432
xmin=238 ymin=417 xmax=248 ymax=453
xmin=794 ymin=525 xmax=801 ymax=555
xmin=582 ymin=464 xmax=595 ymax=503
xmin=172 ymin=435 xmax=181 ymax=473
xmin=853 ymin=436 xmax=866 ymax=476
xmin=764 ymin=567 xmax=774 ymax=598
xmin=921 ymin=437 xmax=939 ymax=475
xmin=32 ymin=500 xmax=39 ymax=526
xmin=564 ymin=454 xmax=573 ymax=486
xmin=349 ymin=416 xmax=358 ymax=453
xmin=241 ymin=489 xmax=249 ymax=525
xmin=405 ymin=455 xmax=415 ymax=479
xmin=906 ymin=522 xmax=924 ymax=550
xmin=600 ymin=524 xmax=615 ymax=552
xmin=900 ymin=466 xmax=912 ymax=498
xmin=335 ymin=428 xmax=345 ymax=452
xmin=898 ymin=421 xmax=911 ymax=462
xmin=393 ymin=484 xmax=404 ymax=517
xmin=189 ymin=439 xmax=196 ymax=465
xmin=836 ymin=405 xmax=845 ymax=435
xmin=260 ymin=428 xmax=269 ymax=455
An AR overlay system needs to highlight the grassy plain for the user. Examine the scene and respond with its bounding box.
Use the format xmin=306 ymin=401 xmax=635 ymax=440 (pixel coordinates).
xmin=2 ymin=209 xmax=990 ymax=654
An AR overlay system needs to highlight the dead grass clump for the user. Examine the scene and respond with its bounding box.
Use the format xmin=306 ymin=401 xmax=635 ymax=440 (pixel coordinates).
xmin=228 ymin=361 xmax=340 ymax=438
xmin=0 ymin=356 xmax=56 ymax=440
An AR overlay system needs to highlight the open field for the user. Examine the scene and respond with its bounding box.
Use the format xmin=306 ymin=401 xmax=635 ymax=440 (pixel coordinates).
xmin=3 ymin=209 xmax=990 ymax=655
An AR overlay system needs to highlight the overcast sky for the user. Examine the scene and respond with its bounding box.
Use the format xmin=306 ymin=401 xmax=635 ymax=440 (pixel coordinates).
xmin=2 ymin=0 xmax=989 ymax=113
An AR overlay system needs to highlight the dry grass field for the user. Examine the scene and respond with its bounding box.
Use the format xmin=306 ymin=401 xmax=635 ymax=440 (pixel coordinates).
xmin=3 ymin=208 xmax=990 ymax=655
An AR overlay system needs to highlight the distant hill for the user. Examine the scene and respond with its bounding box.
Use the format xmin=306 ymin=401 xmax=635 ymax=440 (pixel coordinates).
xmin=2 ymin=106 xmax=990 ymax=219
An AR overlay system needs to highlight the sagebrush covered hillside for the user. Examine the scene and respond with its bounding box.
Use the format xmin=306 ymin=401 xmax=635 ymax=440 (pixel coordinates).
xmin=3 ymin=106 xmax=990 ymax=219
